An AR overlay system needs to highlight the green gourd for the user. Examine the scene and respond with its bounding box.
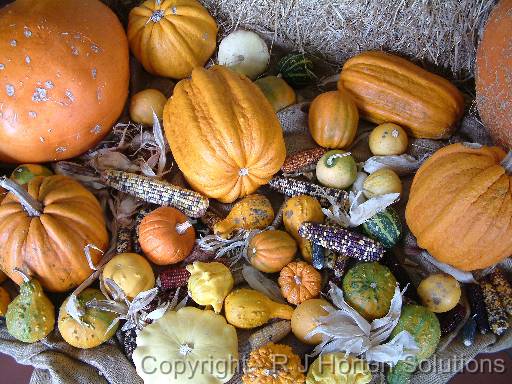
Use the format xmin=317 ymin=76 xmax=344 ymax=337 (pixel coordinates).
xmin=342 ymin=262 xmax=397 ymax=321
xmin=277 ymin=52 xmax=316 ymax=88
xmin=6 ymin=270 xmax=55 ymax=343
xmin=387 ymin=304 xmax=441 ymax=384
xmin=362 ymin=208 xmax=402 ymax=248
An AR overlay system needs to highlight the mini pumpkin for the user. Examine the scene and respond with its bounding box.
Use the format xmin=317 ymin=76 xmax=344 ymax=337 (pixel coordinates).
xmin=58 ymin=288 xmax=119 ymax=349
xmin=308 ymin=90 xmax=359 ymax=149
xmin=214 ymin=194 xmax=274 ymax=238
xmin=362 ymin=168 xmax=402 ymax=198
xmin=283 ymin=195 xmax=324 ymax=261
xmin=129 ymin=89 xmax=167 ymax=125
xmin=417 ymin=274 xmax=461 ymax=313
xmin=186 ymin=261 xmax=234 ymax=313
xmin=278 ymin=261 xmax=322 ymax=305
xmin=0 ymin=175 xmax=108 ymax=292
xmin=368 ymin=123 xmax=409 ymax=156
xmin=138 ymin=206 xmax=195 ymax=265
xmin=249 ymin=230 xmax=298 ymax=273
xmin=405 ymin=143 xmax=512 ymax=271
xmin=102 ymin=253 xmax=155 ymax=299
xmin=128 ymin=0 xmax=218 ymax=79
xmin=163 ymin=66 xmax=286 ymax=203
xmin=243 ymin=342 xmax=306 ymax=384
xmin=255 ymin=76 xmax=296 ymax=112
xmin=291 ymin=298 xmax=333 ymax=345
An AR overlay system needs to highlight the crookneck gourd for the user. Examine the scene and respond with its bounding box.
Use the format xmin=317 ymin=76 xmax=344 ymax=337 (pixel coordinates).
xmin=0 ymin=176 xmax=108 ymax=292
xmin=406 ymin=143 xmax=512 ymax=271
xmin=163 ymin=66 xmax=286 ymax=203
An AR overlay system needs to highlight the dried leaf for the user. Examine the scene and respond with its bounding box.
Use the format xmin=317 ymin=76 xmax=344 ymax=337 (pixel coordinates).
xmin=242 ymin=264 xmax=286 ymax=303
xmin=421 ymin=251 xmax=476 ymax=283
xmin=364 ymin=154 xmax=423 ymax=175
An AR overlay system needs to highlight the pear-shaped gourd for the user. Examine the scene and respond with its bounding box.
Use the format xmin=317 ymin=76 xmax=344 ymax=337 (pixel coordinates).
xmin=186 ymin=261 xmax=234 ymax=313
xmin=224 ymin=288 xmax=293 ymax=329
xmin=6 ymin=270 xmax=55 ymax=343
xmin=214 ymin=194 xmax=274 ymax=238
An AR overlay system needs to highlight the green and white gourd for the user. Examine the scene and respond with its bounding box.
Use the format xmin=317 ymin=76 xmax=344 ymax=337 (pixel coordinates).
xmin=362 ymin=208 xmax=402 ymax=248
xmin=277 ymin=52 xmax=316 ymax=88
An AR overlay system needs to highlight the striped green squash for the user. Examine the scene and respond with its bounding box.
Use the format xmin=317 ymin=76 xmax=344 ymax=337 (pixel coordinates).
xmin=362 ymin=208 xmax=402 ymax=248
xmin=387 ymin=304 xmax=441 ymax=384
xmin=277 ymin=53 xmax=316 ymax=88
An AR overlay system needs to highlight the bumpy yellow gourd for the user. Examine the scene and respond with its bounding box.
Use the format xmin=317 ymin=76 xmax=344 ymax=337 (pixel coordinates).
xmin=186 ymin=262 xmax=234 ymax=313
xmin=214 ymin=194 xmax=274 ymax=238
xmin=306 ymin=353 xmax=372 ymax=384
xmin=102 ymin=253 xmax=155 ymax=299
xmin=224 ymin=288 xmax=294 ymax=329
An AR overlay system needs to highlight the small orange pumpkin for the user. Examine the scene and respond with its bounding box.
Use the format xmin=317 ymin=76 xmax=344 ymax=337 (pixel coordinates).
xmin=308 ymin=90 xmax=359 ymax=149
xmin=406 ymin=143 xmax=512 ymax=271
xmin=248 ymin=230 xmax=298 ymax=273
xmin=128 ymin=0 xmax=218 ymax=79
xmin=278 ymin=261 xmax=322 ymax=305
xmin=138 ymin=207 xmax=195 ymax=265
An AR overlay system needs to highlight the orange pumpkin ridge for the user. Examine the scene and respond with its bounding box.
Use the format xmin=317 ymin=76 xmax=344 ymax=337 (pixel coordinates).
xmin=406 ymin=143 xmax=512 ymax=271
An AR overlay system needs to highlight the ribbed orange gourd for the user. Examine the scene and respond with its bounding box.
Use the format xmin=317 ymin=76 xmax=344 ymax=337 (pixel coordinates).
xmin=163 ymin=66 xmax=286 ymax=203
xmin=406 ymin=143 xmax=512 ymax=271
xmin=339 ymin=51 xmax=464 ymax=139
xmin=0 ymin=176 xmax=108 ymax=292
xmin=308 ymin=90 xmax=359 ymax=149
xmin=128 ymin=0 xmax=217 ymax=79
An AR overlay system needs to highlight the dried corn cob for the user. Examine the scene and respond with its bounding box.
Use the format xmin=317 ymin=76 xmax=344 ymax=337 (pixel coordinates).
xmin=199 ymin=210 xmax=222 ymax=232
xmin=311 ymin=242 xmax=325 ymax=270
xmin=132 ymin=206 xmax=153 ymax=254
xmin=480 ymin=279 xmax=509 ymax=336
xmin=242 ymin=320 xmax=292 ymax=355
xmin=271 ymin=197 xmax=288 ymax=229
xmin=157 ymin=268 xmax=191 ymax=291
xmin=437 ymin=303 xmax=466 ymax=336
xmin=299 ymin=222 xmax=385 ymax=262
xmin=268 ymin=176 xmax=348 ymax=208
xmin=101 ymin=169 xmax=209 ymax=218
xmin=462 ymin=316 xmax=477 ymax=347
xmin=117 ymin=327 xmax=137 ymax=361
xmin=281 ymin=147 xmax=327 ymax=174
xmin=116 ymin=226 xmax=132 ymax=254
xmin=489 ymin=269 xmax=512 ymax=316
xmin=180 ymin=245 xmax=216 ymax=266
xmin=466 ymin=283 xmax=490 ymax=335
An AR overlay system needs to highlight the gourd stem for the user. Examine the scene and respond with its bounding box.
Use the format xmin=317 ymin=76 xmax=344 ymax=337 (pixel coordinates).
xmin=502 ymin=151 xmax=512 ymax=175
xmin=326 ymin=152 xmax=351 ymax=166
xmin=0 ymin=177 xmax=43 ymax=217
xmin=13 ymin=268 xmax=31 ymax=283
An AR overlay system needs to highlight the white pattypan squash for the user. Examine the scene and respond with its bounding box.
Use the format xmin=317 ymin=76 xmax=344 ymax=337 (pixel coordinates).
xmin=133 ymin=307 xmax=238 ymax=384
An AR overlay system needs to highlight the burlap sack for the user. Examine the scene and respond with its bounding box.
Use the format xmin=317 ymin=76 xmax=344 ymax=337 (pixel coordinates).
xmin=1 ymin=1 xmax=510 ymax=383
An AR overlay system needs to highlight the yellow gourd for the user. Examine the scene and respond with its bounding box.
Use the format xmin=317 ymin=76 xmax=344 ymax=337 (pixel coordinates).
xmin=362 ymin=168 xmax=402 ymax=198
xmin=102 ymin=253 xmax=155 ymax=299
xmin=306 ymin=353 xmax=372 ymax=384
xmin=368 ymin=123 xmax=409 ymax=156
xmin=186 ymin=261 xmax=234 ymax=313
xmin=291 ymin=298 xmax=333 ymax=345
xmin=255 ymin=76 xmax=296 ymax=112
xmin=417 ymin=274 xmax=461 ymax=313
xmin=0 ymin=286 xmax=10 ymax=316
xmin=224 ymin=288 xmax=294 ymax=329
xmin=214 ymin=194 xmax=274 ymax=238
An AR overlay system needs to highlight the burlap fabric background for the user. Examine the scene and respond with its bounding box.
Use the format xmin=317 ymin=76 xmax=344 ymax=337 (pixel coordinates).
xmin=1 ymin=0 xmax=511 ymax=383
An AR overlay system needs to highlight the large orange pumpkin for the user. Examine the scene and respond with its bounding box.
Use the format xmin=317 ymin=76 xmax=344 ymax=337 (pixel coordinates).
xmin=0 ymin=0 xmax=129 ymax=163
xmin=406 ymin=143 xmax=512 ymax=271
xmin=0 ymin=175 xmax=108 ymax=292
xmin=163 ymin=66 xmax=286 ymax=203
xmin=338 ymin=51 xmax=464 ymax=139
xmin=476 ymin=0 xmax=512 ymax=149
xmin=128 ymin=0 xmax=218 ymax=79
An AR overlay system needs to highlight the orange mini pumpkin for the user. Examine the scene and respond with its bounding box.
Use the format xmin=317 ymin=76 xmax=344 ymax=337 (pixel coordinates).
xmin=278 ymin=261 xmax=322 ymax=305
xmin=0 ymin=175 xmax=108 ymax=292
xmin=128 ymin=0 xmax=218 ymax=79
xmin=308 ymin=90 xmax=359 ymax=149
xmin=406 ymin=143 xmax=512 ymax=271
xmin=248 ymin=230 xmax=298 ymax=273
xmin=138 ymin=207 xmax=195 ymax=265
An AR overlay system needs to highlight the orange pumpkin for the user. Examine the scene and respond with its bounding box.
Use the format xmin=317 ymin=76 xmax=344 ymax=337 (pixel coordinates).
xmin=248 ymin=230 xmax=298 ymax=273
xmin=339 ymin=51 xmax=464 ymax=139
xmin=138 ymin=206 xmax=195 ymax=265
xmin=128 ymin=0 xmax=217 ymax=79
xmin=278 ymin=261 xmax=322 ymax=305
xmin=406 ymin=143 xmax=512 ymax=271
xmin=308 ymin=90 xmax=359 ymax=149
xmin=163 ymin=66 xmax=286 ymax=203
xmin=0 ymin=0 xmax=129 ymax=163
xmin=476 ymin=0 xmax=512 ymax=149
xmin=0 ymin=175 xmax=108 ymax=292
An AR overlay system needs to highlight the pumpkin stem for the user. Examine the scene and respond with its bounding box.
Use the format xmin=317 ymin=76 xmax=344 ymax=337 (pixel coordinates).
xmin=502 ymin=150 xmax=512 ymax=175
xmin=176 ymin=220 xmax=192 ymax=235
xmin=13 ymin=268 xmax=31 ymax=283
xmin=0 ymin=177 xmax=43 ymax=217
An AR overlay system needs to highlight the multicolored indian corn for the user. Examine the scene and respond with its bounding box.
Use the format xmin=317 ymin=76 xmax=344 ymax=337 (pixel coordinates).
xmin=437 ymin=303 xmax=466 ymax=336
xmin=299 ymin=222 xmax=385 ymax=262
xmin=157 ymin=268 xmax=191 ymax=291
xmin=199 ymin=210 xmax=222 ymax=232
xmin=479 ymin=279 xmax=509 ymax=336
xmin=116 ymin=226 xmax=133 ymax=254
xmin=101 ymin=169 xmax=209 ymax=218
xmin=466 ymin=283 xmax=491 ymax=335
xmin=245 ymin=320 xmax=291 ymax=354
xmin=281 ymin=147 xmax=327 ymax=174
xmin=488 ymin=269 xmax=512 ymax=316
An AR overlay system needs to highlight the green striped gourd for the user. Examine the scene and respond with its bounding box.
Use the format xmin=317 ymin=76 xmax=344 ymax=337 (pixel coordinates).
xmin=362 ymin=208 xmax=402 ymax=248
xmin=277 ymin=53 xmax=316 ymax=88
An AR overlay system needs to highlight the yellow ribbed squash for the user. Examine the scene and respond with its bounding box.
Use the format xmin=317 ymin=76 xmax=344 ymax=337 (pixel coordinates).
xmin=163 ymin=66 xmax=286 ymax=203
